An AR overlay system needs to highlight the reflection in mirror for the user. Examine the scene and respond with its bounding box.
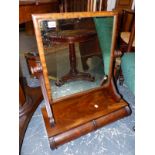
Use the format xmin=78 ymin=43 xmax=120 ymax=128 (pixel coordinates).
xmin=39 ymin=16 xmax=113 ymax=100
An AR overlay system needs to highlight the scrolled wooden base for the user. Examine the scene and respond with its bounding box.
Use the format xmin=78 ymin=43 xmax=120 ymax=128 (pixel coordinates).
xmin=41 ymin=87 xmax=131 ymax=150
xmin=48 ymin=105 xmax=131 ymax=149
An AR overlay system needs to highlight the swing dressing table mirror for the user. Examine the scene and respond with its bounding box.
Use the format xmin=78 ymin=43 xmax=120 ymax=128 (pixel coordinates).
xmin=28 ymin=11 xmax=131 ymax=149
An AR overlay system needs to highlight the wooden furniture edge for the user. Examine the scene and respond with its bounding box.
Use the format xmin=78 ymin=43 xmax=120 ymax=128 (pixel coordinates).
xmin=32 ymin=11 xmax=119 ymax=21
xmin=48 ymin=105 xmax=131 ymax=149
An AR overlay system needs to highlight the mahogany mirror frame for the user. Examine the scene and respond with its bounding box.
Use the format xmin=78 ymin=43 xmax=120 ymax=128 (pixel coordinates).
xmin=32 ymin=12 xmax=118 ymax=97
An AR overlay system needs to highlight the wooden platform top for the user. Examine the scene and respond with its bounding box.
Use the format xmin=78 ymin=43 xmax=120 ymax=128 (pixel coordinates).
xmin=42 ymin=88 xmax=128 ymax=137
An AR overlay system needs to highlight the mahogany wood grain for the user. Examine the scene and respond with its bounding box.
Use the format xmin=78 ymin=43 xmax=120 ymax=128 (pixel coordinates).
xmin=42 ymin=88 xmax=128 ymax=137
xmin=120 ymin=9 xmax=135 ymax=32
xmin=32 ymin=16 xmax=53 ymax=109
xmin=39 ymin=75 xmax=55 ymax=126
xmin=19 ymin=0 xmax=59 ymax=24
xmin=48 ymin=106 xmax=130 ymax=149
xmin=25 ymin=53 xmax=55 ymax=126
xmin=115 ymin=0 xmax=133 ymax=11
xmin=44 ymin=104 xmax=131 ymax=149
xmin=32 ymin=11 xmax=119 ymax=21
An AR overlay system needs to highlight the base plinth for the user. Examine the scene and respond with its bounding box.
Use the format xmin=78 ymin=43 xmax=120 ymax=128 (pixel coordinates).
xmin=41 ymin=87 xmax=131 ymax=149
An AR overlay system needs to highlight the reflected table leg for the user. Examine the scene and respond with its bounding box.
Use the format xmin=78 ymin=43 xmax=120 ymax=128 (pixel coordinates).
xmin=55 ymin=43 xmax=95 ymax=86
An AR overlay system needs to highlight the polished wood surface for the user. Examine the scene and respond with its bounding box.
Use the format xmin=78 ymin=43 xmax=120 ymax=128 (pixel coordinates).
xmin=42 ymin=87 xmax=128 ymax=137
xmin=120 ymin=9 xmax=135 ymax=32
xmin=32 ymin=11 xmax=119 ymax=20
xmin=19 ymin=0 xmax=59 ymax=24
xmin=115 ymin=0 xmax=133 ymax=11
xmin=48 ymin=105 xmax=130 ymax=149
xmin=25 ymin=53 xmax=55 ymax=126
